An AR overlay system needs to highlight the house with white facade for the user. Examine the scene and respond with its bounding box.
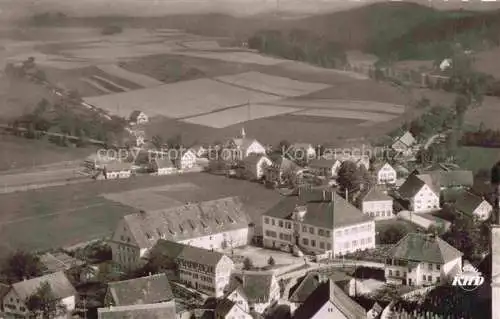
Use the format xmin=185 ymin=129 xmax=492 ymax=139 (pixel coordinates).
xmin=359 ymin=187 xmax=394 ymax=220
xmin=262 ymin=187 xmax=375 ymax=257
xmin=104 ymin=273 xmax=174 ymax=307
xmin=2 ymin=271 xmax=76 ymax=318
xmin=150 ymin=240 xmax=234 ymax=298
xmin=308 ymin=159 xmax=341 ymax=178
xmin=129 ymin=110 xmax=149 ymax=125
xmin=454 ymin=191 xmax=493 ymax=221
xmin=215 ymin=297 xmax=252 ymax=319
xmin=224 ymin=285 xmax=250 ymax=313
xmin=151 ymin=158 xmax=177 ymax=175
xmin=226 ymin=272 xmax=280 ymax=314
xmin=173 ymin=149 xmax=197 ymax=170
xmin=372 ymin=162 xmax=397 ymax=185
xmin=392 ymin=131 xmax=416 ymax=155
xmin=109 ymin=196 xmax=250 ymax=271
xmin=227 ymin=128 xmax=266 ymax=160
xmin=242 ymin=154 xmax=272 ymax=180
xmin=385 ymin=233 xmax=462 ymax=286
xmin=397 ymin=174 xmax=440 ymax=213
xmin=99 ymin=161 xmax=133 ymax=180
xmin=292 ymin=279 xmax=367 ymax=319
xmin=265 ymin=156 xmax=302 ymax=185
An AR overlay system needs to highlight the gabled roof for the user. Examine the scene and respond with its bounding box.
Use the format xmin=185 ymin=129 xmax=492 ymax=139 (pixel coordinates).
xmin=455 ymin=192 xmax=490 ymax=217
xmin=11 ymin=271 xmax=76 ymax=301
xmin=361 ymin=187 xmax=392 ymax=202
xmin=103 ymin=161 xmax=133 ymax=172
xmin=398 ymin=174 xmax=427 ymax=198
xmin=394 ymin=131 xmax=416 ymax=147
xmin=215 ymin=298 xmax=237 ymax=317
xmin=289 ymin=272 xmax=323 ymax=303
xmin=387 ymin=233 xmax=463 ymax=264
xmin=228 ymin=273 xmax=276 ymax=303
xmin=107 ymin=273 xmax=173 ymax=306
xmin=264 ymin=190 xmax=373 ymax=230
xmin=150 ymin=239 xmax=227 ymax=267
xmin=372 ymin=162 xmax=394 ymax=172
xmin=39 ymin=252 xmax=85 ymax=273
xmin=98 ymin=301 xmax=176 ymax=319
xmin=268 ymin=156 xmax=300 ymax=172
xmin=129 ymin=111 xmax=146 ymax=121
xmin=121 ymin=197 xmax=249 ymax=249
xmin=292 ymin=280 xmax=366 ymax=319
xmin=231 ymin=138 xmax=264 ymax=153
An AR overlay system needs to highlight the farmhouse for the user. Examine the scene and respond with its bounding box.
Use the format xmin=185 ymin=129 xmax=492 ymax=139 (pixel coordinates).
xmin=98 ymin=301 xmax=177 ymax=319
xmin=2 ymin=271 xmax=76 ymax=318
xmin=109 ymin=196 xmax=250 ymax=270
xmin=397 ymin=174 xmax=440 ymax=213
xmin=149 ymin=240 xmax=234 ymax=297
xmin=262 ymin=187 xmax=375 ymax=257
xmin=265 ymin=156 xmax=302 ymax=185
xmin=227 ymin=128 xmax=266 ymax=159
xmin=308 ymin=158 xmax=341 ymax=178
xmin=372 ymin=162 xmax=397 ymax=185
xmin=359 ymin=187 xmax=394 ymax=220
xmin=288 ymin=272 xmax=327 ymax=313
xmin=223 ymin=285 xmax=250 ymax=313
xmin=104 ymin=273 xmax=174 ymax=306
xmin=292 ymin=279 xmax=367 ymax=319
xmin=385 ymin=233 xmax=462 ymax=286
xmin=151 ymin=158 xmax=177 ymax=175
xmin=129 ymin=110 xmax=149 ymax=125
xmin=226 ymin=272 xmax=280 ymax=314
xmin=242 ymin=154 xmax=272 ymax=180
xmin=416 ymin=170 xmax=474 ymax=191
xmin=392 ymin=131 xmax=416 ymax=155
xmin=173 ymin=149 xmax=197 ymax=170
xmin=215 ymin=298 xmax=252 ymax=319
xmin=453 ymin=191 xmax=492 ymax=221
xmin=100 ymin=161 xmax=133 ymax=180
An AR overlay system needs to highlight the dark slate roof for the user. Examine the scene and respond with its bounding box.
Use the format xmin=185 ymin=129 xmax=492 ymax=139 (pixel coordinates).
xmin=228 ymin=273 xmax=276 ymax=303
xmin=264 ymin=191 xmax=373 ymax=230
xmin=98 ymin=301 xmax=176 ymax=319
xmin=292 ymin=281 xmax=366 ymax=319
xmin=289 ymin=272 xmax=323 ymax=303
xmin=215 ymin=298 xmax=236 ymax=317
xmin=454 ymin=192 xmax=489 ymax=216
xmin=398 ymin=174 xmax=427 ymax=198
xmin=107 ymin=273 xmax=173 ymax=306
xmin=361 ymin=187 xmax=392 ymax=202
xmin=387 ymin=233 xmax=463 ymax=264
xmin=150 ymin=240 xmax=227 ymax=267
xmin=122 ymin=196 xmax=249 ymax=249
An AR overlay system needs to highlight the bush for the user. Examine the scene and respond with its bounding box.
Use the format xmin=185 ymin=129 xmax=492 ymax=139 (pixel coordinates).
xmin=101 ymin=25 xmax=123 ymax=35
xmin=243 ymin=257 xmax=254 ymax=270
xmin=267 ymin=256 xmax=275 ymax=266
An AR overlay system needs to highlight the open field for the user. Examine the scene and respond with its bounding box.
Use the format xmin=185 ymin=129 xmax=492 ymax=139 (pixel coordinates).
xmin=180 ymin=40 xmax=221 ymax=50
xmin=455 ymin=146 xmax=500 ymax=173
xmin=182 ymin=104 xmax=300 ymax=128
xmin=269 ymin=99 xmax=406 ymax=114
xmin=290 ymin=109 xmax=397 ymax=122
xmin=96 ymin=64 xmax=164 ymax=87
xmin=464 ymin=96 xmax=500 ymax=130
xmin=215 ymin=71 xmax=330 ymax=97
xmin=171 ymin=51 xmax=287 ymax=65
xmin=0 ymin=173 xmax=282 ymax=261
xmin=83 ymin=78 xmax=283 ymax=118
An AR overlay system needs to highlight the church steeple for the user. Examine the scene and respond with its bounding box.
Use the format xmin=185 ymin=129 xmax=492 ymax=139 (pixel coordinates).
xmin=241 ymin=127 xmax=246 ymax=139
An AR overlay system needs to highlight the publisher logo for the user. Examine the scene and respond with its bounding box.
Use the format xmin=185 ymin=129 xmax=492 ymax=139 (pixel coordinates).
xmin=451 ymin=264 xmax=484 ymax=291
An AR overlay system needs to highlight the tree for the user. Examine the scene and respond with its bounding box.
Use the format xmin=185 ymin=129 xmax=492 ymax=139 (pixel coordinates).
xmin=267 ymin=256 xmax=275 ymax=266
xmin=26 ymin=281 xmax=66 ymax=319
xmin=0 ymin=251 xmax=46 ymax=284
xmin=378 ymin=225 xmax=406 ymax=245
xmin=336 ymin=161 xmax=365 ymax=196
xmin=242 ymin=257 xmax=254 ymax=270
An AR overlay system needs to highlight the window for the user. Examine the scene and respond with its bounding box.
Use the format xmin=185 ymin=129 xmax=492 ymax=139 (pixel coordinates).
xmin=320 ymin=242 xmax=325 ymax=249
xmin=327 ymin=243 xmax=332 ymax=250
xmin=309 ymin=227 xmax=314 ymax=234
xmin=302 ymin=238 xmax=309 ymax=245
xmin=311 ymin=240 xmax=316 ymax=247
xmin=396 ymin=270 xmax=400 ymax=277
xmin=325 ymin=230 xmax=331 ymax=237
xmin=422 ymin=275 xmax=426 ymax=281
xmin=436 ymin=277 xmax=440 ymax=283
xmin=428 ymin=275 xmax=432 ymax=281
xmin=272 ymin=219 xmax=275 ymax=226
xmin=302 ymin=226 xmax=307 ymax=232
xmin=389 ymin=270 xmax=393 ymax=276
xmin=279 ymin=220 xmax=284 ymax=228
xmin=428 ymin=264 xmax=433 ymax=271
xmin=264 ymin=217 xmax=269 ymax=224
xmin=318 ymin=229 xmax=324 ymax=236
xmin=285 ymin=222 xmax=291 ymax=229
xmin=436 ymin=264 xmax=441 ymax=270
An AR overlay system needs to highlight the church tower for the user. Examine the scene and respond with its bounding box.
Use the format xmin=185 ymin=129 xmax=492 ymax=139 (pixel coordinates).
xmin=241 ymin=127 xmax=246 ymax=139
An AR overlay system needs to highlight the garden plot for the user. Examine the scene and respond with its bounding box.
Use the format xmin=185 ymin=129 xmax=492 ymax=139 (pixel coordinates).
xmin=97 ymin=64 xmax=164 ymax=87
xmin=215 ymin=71 xmax=330 ymax=97
xmin=173 ymin=51 xmax=286 ymax=66
xmin=182 ymin=104 xmax=301 ymax=128
xmin=291 ymin=109 xmax=397 ymax=122
xmin=267 ymin=99 xmax=406 ymax=114
xmin=83 ymin=78 xmax=282 ymax=119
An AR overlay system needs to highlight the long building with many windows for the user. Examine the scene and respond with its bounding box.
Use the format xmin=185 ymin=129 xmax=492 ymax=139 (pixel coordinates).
xmin=262 ymin=187 xmax=375 ymax=257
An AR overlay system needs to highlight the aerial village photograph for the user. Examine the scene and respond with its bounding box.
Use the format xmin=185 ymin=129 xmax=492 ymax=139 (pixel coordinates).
xmin=1 ymin=0 xmax=500 ymax=318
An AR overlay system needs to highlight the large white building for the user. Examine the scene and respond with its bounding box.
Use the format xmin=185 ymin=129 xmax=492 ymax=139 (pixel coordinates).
xmin=109 ymin=196 xmax=250 ymax=270
xmin=360 ymin=187 xmax=394 ymax=220
xmin=262 ymin=187 xmax=375 ymax=257
xmin=150 ymin=240 xmax=234 ymax=297
xmin=2 ymin=271 xmax=76 ymax=318
xmin=385 ymin=233 xmax=462 ymax=286
xmin=398 ymin=174 xmax=440 ymax=213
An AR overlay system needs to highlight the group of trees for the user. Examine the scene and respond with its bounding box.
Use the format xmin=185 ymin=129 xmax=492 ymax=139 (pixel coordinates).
xmin=248 ymin=29 xmax=347 ymax=69
xmin=337 ymin=161 xmax=373 ymax=200
xmin=461 ymin=128 xmax=500 ymax=147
